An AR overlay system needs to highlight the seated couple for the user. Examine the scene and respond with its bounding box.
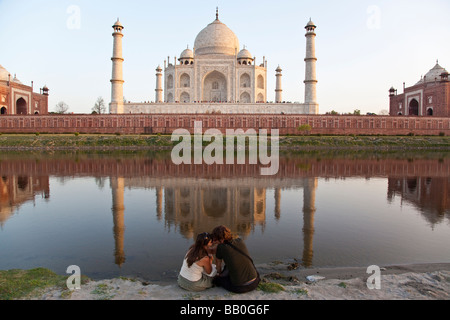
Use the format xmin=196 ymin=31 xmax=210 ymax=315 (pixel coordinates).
xmin=177 ymin=225 xmax=260 ymax=294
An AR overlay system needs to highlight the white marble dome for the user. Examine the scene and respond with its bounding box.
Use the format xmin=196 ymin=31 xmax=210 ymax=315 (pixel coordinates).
xmin=237 ymin=48 xmax=252 ymax=60
xmin=194 ymin=19 xmax=239 ymax=56
xmin=180 ymin=48 xmax=194 ymax=59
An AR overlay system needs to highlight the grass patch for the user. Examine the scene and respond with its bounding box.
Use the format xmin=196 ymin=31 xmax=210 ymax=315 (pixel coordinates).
xmin=90 ymin=283 xmax=115 ymax=300
xmin=293 ymin=288 xmax=308 ymax=296
xmin=0 ymin=268 xmax=67 ymax=300
xmin=257 ymin=282 xmax=285 ymax=293
xmin=0 ymin=134 xmax=448 ymax=150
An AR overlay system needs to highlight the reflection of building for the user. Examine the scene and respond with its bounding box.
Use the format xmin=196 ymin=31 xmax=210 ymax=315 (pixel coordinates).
xmin=0 ymin=64 xmax=49 ymax=115
xmin=389 ymin=61 xmax=450 ymax=117
xmin=110 ymin=177 xmax=126 ymax=267
xmin=0 ymin=175 xmax=50 ymax=227
xmin=302 ymin=178 xmax=317 ymax=267
xmin=388 ymin=177 xmax=450 ymax=228
xmin=107 ymin=173 xmax=319 ymax=268
xmin=163 ymin=186 xmax=266 ymax=239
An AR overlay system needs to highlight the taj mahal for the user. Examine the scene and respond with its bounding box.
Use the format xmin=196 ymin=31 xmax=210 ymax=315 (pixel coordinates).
xmin=109 ymin=9 xmax=319 ymax=115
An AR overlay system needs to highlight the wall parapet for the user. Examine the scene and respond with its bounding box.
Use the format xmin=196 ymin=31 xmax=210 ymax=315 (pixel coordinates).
xmin=0 ymin=114 xmax=449 ymax=136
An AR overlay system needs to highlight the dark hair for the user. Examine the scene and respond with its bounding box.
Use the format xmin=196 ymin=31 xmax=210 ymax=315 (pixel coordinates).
xmin=186 ymin=232 xmax=211 ymax=267
xmin=211 ymin=225 xmax=233 ymax=243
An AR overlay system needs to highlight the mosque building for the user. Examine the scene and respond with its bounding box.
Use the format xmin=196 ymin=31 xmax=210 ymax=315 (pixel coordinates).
xmin=0 ymin=65 xmax=49 ymax=116
xmin=389 ymin=61 xmax=450 ymax=117
xmin=109 ymin=10 xmax=319 ymax=115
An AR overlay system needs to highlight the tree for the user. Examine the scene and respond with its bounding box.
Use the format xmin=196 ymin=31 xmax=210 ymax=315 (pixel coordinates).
xmin=298 ymin=124 xmax=312 ymax=135
xmin=379 ymin=109 xmax=389 ymax=115
xmin=92 ymin=97 xmax=106 ymax=114
xmin=353 ymin=109 xmax=361 ymax=116
xmin=55 ymin=101 xmax=69 ymax=114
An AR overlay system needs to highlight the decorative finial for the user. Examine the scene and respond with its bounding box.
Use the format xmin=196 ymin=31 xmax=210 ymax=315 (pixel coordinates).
xmin=216 ymin=7 xmax=219 ymax=20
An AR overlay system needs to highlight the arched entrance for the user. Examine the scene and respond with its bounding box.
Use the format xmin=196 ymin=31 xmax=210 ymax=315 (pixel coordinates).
xmin=180 ymin=92 xmax=190 ymax=103
xmin=409 ymin=99 xmax=419 ymax=116
xmin=0 ymin=107 xmax=6 ymax=115
xmin=16 ymin=98 xmax=27 ymax=115
xmin=427 ymin=108 xmax=433 ymax=116
xmin=203 ymin=71 xmax=227 ymax=102
xmin=240 ymin=92 xmax=251 ymax=103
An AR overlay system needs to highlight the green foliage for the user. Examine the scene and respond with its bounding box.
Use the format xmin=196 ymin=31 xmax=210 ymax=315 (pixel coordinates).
xmin=257 ymin=282 xmax=285 ymax=293
xmin=298 ymin=124 xmax=312 ymax=133
xmin=0 ymin=268 xmax=66 ymax=300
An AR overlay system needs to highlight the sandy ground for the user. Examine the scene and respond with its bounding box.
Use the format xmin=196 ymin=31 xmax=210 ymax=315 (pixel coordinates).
xmin=36 ymin=262 xmax=450 ymax=300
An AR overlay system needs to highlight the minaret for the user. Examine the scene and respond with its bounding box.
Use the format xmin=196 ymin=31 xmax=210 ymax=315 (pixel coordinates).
xmin=109 ymin=19 xmax=125 ymax=114
xmin=155 ymin=66 xmax=163 ymax=103
xmin=275 ymin=66 xmax=283 ymax=103
xmin=304 ymin=19 xmax=318 ymax=113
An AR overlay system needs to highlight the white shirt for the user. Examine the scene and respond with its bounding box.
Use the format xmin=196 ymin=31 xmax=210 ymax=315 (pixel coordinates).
xmin=179 ymin=257 xmax=217 ymax=282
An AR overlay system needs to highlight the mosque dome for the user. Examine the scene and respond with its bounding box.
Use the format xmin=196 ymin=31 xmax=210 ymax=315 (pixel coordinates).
xmin=416 ymin=62 xmax=448 ymax=85
xmin=0 ymin=65 xmax=11 ymax=82
xmin=12 ymin=74 xmax=22 ymax=84
xmin=180 ymin=47 xmax=194 ymax=59
xmin=194 ymin=18 xmax=239 ymax=56
xmin=237 ymin=48 xmax=253 ymax=60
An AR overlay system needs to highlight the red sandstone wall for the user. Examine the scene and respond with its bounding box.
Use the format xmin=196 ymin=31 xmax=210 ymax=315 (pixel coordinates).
xmin=0 ymin=114 xmax=449 ymax=135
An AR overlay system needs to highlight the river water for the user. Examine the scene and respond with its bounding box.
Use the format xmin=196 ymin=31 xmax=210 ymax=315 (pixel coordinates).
xmin=0 ymin=150 xmax=449 ymax=282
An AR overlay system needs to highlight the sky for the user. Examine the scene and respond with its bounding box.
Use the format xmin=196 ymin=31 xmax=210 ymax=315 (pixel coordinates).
xmin=1 ymin=0 xmax=449 ymax=115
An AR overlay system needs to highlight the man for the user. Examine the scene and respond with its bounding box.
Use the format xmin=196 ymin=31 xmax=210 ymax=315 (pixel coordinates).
xmin=211 ymin=225 xmax=260 ymax=293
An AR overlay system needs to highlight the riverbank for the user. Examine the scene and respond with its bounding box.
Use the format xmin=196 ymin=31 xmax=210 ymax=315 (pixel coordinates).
xmin=0 ymin=134 xmax=449 ymax=150
xmin=2 ymin=262 xmax=449 ymax=300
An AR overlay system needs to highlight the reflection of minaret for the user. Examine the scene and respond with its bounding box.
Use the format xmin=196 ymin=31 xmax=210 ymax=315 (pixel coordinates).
xmin=302 ymin=178 xmax=317 ymax=267
xmin=274 ymin=188 xmax=281 ymax=220
xmin=111 ymin=177 xmax=126 ymax=267
xmin=156 ymin=187 xmax=163 ymax=220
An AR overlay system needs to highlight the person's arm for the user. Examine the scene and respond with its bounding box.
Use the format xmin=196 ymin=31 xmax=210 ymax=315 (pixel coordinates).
xmin=215 ymin=258 xmax=223 ymax=275
xmin=198 ymin=256 xmax=213 ymax=275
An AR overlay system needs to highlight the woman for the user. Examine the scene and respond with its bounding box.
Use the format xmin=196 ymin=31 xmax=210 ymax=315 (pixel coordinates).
xmin=177 ymin=232 xmax=217 ymax=292
xmin=212 ymin=225 xmax=260 ymax=294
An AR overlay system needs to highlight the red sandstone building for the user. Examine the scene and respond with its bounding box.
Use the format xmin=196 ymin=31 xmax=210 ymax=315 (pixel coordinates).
xmin=0 ymin=64 xmax=49 ymax=116
xmin=389 ymin=62 xmax=450 ymax=117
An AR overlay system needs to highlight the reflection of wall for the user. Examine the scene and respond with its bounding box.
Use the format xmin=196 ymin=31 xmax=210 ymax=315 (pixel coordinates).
xmin=388 ymin=177 xmax=450 ymax=227
xmin=0 ymin=175 xmax=50 ymax=227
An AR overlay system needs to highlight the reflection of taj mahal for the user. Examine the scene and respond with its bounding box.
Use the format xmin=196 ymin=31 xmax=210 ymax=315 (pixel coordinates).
xmin=110 ymin=175 xmax=319 ymax=267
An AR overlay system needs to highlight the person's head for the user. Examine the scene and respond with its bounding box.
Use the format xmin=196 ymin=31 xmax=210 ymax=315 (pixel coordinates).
xmin=186 ymin=232 xmax=212 ymax=267
xmin=211 ymin=225 xmax=233 ymax=244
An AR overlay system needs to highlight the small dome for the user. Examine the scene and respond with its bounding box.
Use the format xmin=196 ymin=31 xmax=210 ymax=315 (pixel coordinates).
xmin=306 ymin=19 xmax=316 ymax=28
xmin=113 ymin=18 xmax=124 ymax=29
xmin=194 ymin=19 xmax=239 ymax=56
xmin=237 ymin=48 xmax=252 ymax=60
xmin=416 ymin=62 xmax=448 ymax=85
xmin=276 ymin=65 xmax=282 ymax=72
xmin=12 ymin=74 xmax=22 ymax=84
xmin=0 ymin=65 xmax=11 ymax=82
xmin=180 ymin=48 xmax=194 ymax=59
